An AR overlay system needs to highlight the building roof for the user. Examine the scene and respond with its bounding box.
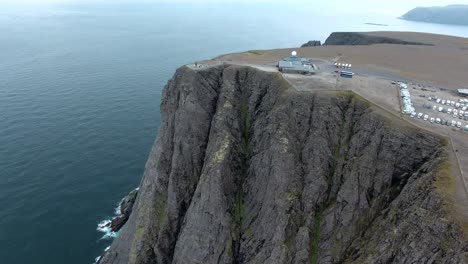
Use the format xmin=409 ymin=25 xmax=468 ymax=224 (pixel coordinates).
xmin=278 ymin=56 xmax=314 ymax=73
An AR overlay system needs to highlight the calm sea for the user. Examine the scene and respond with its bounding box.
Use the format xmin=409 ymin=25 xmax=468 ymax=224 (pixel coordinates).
xmin=1 ymin=2 xmax=467 ymax=263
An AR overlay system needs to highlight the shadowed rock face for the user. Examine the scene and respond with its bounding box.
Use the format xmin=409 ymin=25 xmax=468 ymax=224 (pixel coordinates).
xmin=324 ymin=32 xmax=432 ymax=46
xmin=99 ymin=65 xmax=467 ymax=264
xmin=301 ymin=40 xmax=322 ymax=47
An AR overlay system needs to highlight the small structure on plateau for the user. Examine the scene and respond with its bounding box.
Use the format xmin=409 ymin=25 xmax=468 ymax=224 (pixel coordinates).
xmin=340 ymin=71 xmax=354 ymax=78
xmin=278 ymin=51 xmax=315 ymax=75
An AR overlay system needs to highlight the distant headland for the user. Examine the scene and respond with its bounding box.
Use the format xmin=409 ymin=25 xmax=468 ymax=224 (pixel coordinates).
xmin=401 ymin=4 xmax=468 ymax=26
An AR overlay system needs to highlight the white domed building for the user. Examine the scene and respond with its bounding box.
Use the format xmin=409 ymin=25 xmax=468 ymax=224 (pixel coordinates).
xmin=277 ymin=51 xmax=315 ymax=75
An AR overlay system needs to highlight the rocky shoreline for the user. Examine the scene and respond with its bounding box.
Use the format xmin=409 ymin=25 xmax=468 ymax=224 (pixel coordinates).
xmin=96 ymin=188 xmax=139 ymax=237
xmin=107 ymin=188 xmax=139 ymax=232
xmin=95 ymin=188 xmax=139 ymax=263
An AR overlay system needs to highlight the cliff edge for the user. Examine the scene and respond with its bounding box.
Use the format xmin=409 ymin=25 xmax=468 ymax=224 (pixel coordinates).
xmin=99 ymin=65 xmax=467 ymax=263
xmin=323 ymin=32 xmax=431 ymax=46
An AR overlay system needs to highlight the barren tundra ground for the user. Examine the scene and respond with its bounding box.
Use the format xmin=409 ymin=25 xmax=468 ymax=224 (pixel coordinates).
xmin=213 ymin=32 xmax=468 ymax=88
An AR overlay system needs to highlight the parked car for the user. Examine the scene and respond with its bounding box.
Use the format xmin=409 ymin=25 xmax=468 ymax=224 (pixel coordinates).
xmin=436 ymin=118 xmax=441 ymax=124
xmin=417 ymin=113 xmax=423 ymax=119
xmin=451 ymin=120 xmax=456 ymax=127
xmin=457 ymin=121 xmax=462 ymax=128
xmin=424 ymin=115 xmax=429 ymax=121
xmin=430 ymin=117 xmax=435 ymax=123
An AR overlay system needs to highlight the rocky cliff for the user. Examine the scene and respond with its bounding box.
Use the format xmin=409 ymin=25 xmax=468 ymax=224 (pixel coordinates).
xmin=99 ymin=65 xmax=467 ymax=264
xmin=301 ymin=41 xmax=321 ymax=48
xmin=402 ymin=5 xmax=468 ymax=26
xmin=324 ymin=32 xmax=431 ymax=46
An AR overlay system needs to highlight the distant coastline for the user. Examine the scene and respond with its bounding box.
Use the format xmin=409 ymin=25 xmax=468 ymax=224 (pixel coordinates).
xmin=365 ymin=22 xmax=388 ymax=27
xmin=402 ymin=5 xmax=468 ymax=26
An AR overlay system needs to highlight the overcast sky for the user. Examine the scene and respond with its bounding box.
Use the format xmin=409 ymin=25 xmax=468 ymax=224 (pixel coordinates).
xmin=1 ymin=0 xmax=467 ymax=15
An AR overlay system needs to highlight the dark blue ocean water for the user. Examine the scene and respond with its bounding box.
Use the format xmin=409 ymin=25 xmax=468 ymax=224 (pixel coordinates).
xmin=1 ymin=2 xmax=467 ymax=264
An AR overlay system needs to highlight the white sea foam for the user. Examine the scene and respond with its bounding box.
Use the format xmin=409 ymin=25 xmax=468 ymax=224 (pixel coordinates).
xmin=114 ymin=202 xmax=122 ymax=215
xmin=96 ymin=219 xmax=119 ymax=239
xmin=94 ymin=187 xmax=139 ymax=262
xmin=113 ymin=187 xmax=139 ymax=216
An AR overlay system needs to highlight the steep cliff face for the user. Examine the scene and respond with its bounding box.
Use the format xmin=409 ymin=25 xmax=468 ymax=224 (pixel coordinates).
xmin=99 ymin=65 xmax=467 ymax=264
xmin=324 ymin=32 xmax=431 ymax=46
xmin=301 ymin=40 xmax=322 ymax=47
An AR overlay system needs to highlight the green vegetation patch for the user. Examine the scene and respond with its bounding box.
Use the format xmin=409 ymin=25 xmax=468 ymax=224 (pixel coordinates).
xmin=433 ymin=159 xmax=468 ymax=235
xmin=156 ymin=193 xmax=168 ymax=228
xmin=134 ymin=226 xmax=144 ymax=240
xmin=233 ymin=190 xmax=245 ymax=226
xmin=248 ymin=50 xmax=265 ymax=55
xmin=433 ymin=161 xmax=456 ymax=207
xmin=310 ymin=211 xmax=322 ymax=264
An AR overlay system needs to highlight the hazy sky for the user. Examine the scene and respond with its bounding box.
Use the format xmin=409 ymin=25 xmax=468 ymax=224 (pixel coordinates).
xmin=1 ymin=0 xmax=467 ymax=15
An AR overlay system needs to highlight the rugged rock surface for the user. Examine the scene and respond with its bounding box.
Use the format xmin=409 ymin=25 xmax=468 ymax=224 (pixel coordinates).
xmin=120 ymin=189 xmax=139 ymax=217
xmin=99 ymin=65 xmax=467 ymax=263
xmin=402 ymin=5 xmax=468 ymax=26
xmin=105 ymin=189 xmax=139 ymax=232
xmin=324 ymin=32 xmax=431 ymax=46
xmin=301 ymin=40 xmax=321 ymax=47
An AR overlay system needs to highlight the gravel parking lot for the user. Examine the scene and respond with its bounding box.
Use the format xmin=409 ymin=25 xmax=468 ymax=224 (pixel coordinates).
xmin=401 ymin=82 xmax=468 ymax=130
